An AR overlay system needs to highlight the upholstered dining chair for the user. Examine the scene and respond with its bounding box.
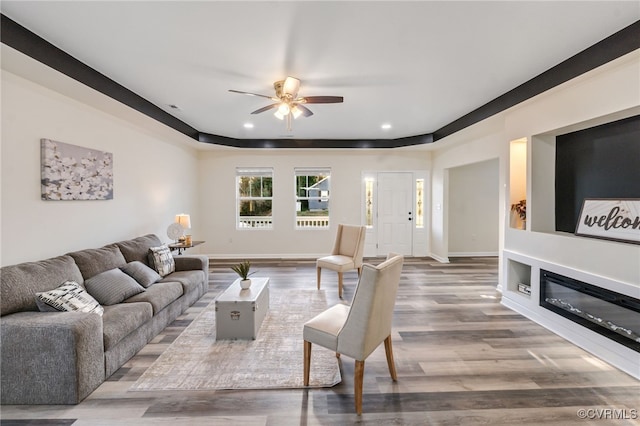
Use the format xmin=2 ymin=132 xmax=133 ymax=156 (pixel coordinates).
xmin=304 ymin=253 xmax=404 ymax=415
xmin=316 ymin=224 xmax=366 ymax=298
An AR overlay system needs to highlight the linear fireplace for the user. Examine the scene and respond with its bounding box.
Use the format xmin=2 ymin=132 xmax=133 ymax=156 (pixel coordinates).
xmin=540 ymin=270 xmax=640 ymax=352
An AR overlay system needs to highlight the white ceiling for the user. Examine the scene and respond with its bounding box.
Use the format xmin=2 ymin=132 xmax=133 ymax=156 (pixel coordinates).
xmin=2 ymin=1 xmax=639 ymax=141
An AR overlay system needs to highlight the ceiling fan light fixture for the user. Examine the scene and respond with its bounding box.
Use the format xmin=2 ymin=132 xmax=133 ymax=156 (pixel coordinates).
xmin=274 ymin=110 xmax=286 ymax=120
xmin=291 ymin=105 xmax=303 ymax=119
xmin=282 ymin=76 xmax=300 ymax=97
xmin=277 ymin=103 xmax=290 ymax=115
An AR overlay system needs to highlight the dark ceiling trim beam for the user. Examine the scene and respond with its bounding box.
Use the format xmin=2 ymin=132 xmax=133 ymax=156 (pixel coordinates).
xmin=198 ymin=132 xmax=433 ymax=148
xmin=2 ymin=13 xmax=637 ymax=148
xmin=433 ymin=20 xmax=640 ymax=142
xmin=0 ymin=14 xmax=200 ymax=140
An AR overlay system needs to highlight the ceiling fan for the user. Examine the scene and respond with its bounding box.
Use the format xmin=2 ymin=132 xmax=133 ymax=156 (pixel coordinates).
xmin=229 ymin=76 xmax=344 ymax=131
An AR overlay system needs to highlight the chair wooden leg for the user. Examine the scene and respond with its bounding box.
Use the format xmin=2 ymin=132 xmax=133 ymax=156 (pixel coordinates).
xmin=383 ymin=335 xmax=398 ymax=381
xmin=357 ymin=266 xmax=362 ymax=276
xmin=303 ymin=340 xmax=311 ymax=386
xmin=354 ymin=360 xmax=365 ymax=415
xmin=338 ymin=272 xmax=344 ymax=298
xmin=316 ymin=267 xmax=321 ymax=290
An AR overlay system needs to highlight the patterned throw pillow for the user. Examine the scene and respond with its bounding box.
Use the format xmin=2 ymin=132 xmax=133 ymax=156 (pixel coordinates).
xmin=120 ymin=261 xmax=162 ymax=288
xmin=148 ymin=244 xmax=175 ymax=277
xmin=35 ymin=281 xmax=104 ymax=316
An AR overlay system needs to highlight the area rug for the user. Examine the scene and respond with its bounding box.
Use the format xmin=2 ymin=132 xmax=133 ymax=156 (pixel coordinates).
xmin=130 ymin=289 xmax=341 ymax=391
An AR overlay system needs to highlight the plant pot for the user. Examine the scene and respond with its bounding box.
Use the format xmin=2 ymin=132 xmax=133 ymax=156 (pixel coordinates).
xmin=240 ymin=279 xmax=252 ymax=289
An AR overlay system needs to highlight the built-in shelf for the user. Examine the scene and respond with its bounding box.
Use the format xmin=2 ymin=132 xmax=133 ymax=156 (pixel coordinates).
xmin=506 ymin=257 xmax=531 ymax=298
xmin=509 ymin=138 xmax=527 ymax=230
xmin=501 ymin=250 xmax=640 ymax=379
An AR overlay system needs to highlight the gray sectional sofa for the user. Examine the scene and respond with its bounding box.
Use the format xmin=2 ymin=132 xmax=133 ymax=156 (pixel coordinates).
xmin=0 ymin=234 xmax=208 ymax=405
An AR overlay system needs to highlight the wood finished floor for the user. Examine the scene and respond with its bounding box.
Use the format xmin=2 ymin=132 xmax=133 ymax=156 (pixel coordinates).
xmin=2 ymin=257 xmax=639 ymax=425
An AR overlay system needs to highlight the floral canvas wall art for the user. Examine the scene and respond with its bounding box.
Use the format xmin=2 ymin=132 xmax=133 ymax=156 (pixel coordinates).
xmin=41 ymin=139 xmax=113 ymax=200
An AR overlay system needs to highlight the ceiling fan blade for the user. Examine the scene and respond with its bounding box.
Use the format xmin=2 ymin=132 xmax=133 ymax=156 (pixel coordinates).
xmin=282 ymin=76 xmax=300 ymax=97
xmin=301 ymin=96 xmax=344 ymax=104
xmin=229 ymin=89 xmax=275 ymax=100
xmin=250 ymin=103 xmax=280 ymax=114
xmin=296 ymin=104 xmax=314 ymax=117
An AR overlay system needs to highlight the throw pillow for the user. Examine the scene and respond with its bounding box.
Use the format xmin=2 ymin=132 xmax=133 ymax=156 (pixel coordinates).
xmin=85 ymin=268 xmax=145 ymax=305
xmin=148 ymin=244 xmax=175 ymax=277
xmin=120 ymin=261 xmax=162 ymax=288
xmin=35 ymin=281 xmax=104 ymax=316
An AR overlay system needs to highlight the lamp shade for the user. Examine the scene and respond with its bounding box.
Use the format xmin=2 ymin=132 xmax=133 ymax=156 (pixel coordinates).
xmin=175 ymin=214 xmax=191 ymax=229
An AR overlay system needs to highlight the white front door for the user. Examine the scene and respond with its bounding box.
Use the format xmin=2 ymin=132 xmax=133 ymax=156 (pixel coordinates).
xmin=377 ymin=172 xmax=413 ymax=255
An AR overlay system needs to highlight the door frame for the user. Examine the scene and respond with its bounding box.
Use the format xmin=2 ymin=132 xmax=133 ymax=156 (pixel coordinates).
xmin=361 ymin=170 xmax=430 ymax=257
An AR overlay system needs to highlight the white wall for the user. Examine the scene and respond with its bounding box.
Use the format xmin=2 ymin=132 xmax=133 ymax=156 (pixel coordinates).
xmin=430 ymin=50 xmax=640 ymax=286
xmin=197 ymin=149 xmax=430 ymax=257
xmin=429 ymin=50 xmax=640 ymax=377
xmin=502 ymin=51 xmax=640 ymax=286
xmin=1 ymin=69 xmax=200 ymax=266
xmin=448 ymin=158 xmax=499 ymax=256
xmin=430 ymin=115 xmax=507 ymax=263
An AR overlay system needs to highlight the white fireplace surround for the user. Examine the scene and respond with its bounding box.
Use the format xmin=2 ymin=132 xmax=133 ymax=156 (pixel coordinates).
xmin=502 ymin=250 xmax=640 ymax=379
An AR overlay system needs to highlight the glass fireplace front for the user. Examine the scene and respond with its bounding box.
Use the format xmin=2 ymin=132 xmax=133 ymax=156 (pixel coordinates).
xmin=540 ymin=270 xmax=640 ymax=352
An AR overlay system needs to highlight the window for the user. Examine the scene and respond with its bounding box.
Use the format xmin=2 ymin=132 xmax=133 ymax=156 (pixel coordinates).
xmin=365 ymin=178 xmax=374 ymax=228
xmin=236 ymin=168 xmax=273 ymax=229
xmin=295 ymin=168 xmax=330 ymax=228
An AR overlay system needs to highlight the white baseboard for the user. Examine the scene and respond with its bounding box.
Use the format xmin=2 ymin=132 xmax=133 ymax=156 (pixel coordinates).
xmin=448 ymin=251 xmax=499 ymax=257
xmin=430 ymin=253 xmax=450 ymax=263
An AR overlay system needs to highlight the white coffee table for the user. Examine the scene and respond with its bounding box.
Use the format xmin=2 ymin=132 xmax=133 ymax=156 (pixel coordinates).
xmin=214 ymin=277 xmax=270 ymax=340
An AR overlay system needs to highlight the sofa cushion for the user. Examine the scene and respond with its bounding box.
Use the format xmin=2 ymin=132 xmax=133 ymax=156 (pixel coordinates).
xmin=1 ymin=255 xmax=84 ymax=316
xmin=123 ymin=282 xmax=183 ymax=314
xmin=148 ymin=245 xmax=175 ymax=277
xmin=120 ymin=261 xmax=162 ymax=288
xmin=68 ymin=245 xmax=127 ymax=280
xmin=161 ymin=270 xmax=206 ymax=295
xmin=101 ymin=302 xmax=153 ymax=351
xmin=35 ymin=281 xmax=104 ymax=316
xmin=84 ymin=269 xmax=145 ymax=306
xmin=115 ymin=234 xmax=162 ymax=266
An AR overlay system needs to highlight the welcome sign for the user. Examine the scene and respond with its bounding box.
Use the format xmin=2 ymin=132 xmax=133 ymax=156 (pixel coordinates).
xmin=575 ymin=199 xmax=640 ymax=245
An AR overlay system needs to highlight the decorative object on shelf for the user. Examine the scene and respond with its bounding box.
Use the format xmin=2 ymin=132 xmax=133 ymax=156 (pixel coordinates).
xmin=517 ymin=283 xmax=531 ymax=295
xmin=185 ymin=235 xmax=192 ymax=245
xmin=510 ymin=199 xmax=526 ymax=230
xmin=231 ymin=260 xmax=255 ymax=289
xmin=167 ymin=223 xmax=184 ymax=242
xmin=175 ymin=214 xmax=191 ymax=242
xmin=40 ymin=138 xmax=113 ymax=201
xmin=575 ymin=198 xmax=640 ymax=245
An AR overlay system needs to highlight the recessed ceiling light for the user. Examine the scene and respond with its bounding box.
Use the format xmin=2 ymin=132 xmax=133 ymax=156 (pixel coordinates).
xmin=381 ymin=123 xmax=392 ymax=130
xmin=243 ymin=123 xmax=254 ymax=129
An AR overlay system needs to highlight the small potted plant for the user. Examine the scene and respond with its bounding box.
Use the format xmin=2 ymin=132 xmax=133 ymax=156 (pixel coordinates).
xmin=231 ymin=260 xmax=255 ymax=289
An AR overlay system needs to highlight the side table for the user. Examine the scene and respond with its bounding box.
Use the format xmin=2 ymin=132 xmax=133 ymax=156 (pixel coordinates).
xmin=168 ymin=240 xmax=204 ymax=255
